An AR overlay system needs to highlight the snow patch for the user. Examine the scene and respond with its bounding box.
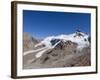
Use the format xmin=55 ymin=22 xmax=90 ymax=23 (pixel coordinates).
xmin=35 ymin=48 xmax=48 ymax=58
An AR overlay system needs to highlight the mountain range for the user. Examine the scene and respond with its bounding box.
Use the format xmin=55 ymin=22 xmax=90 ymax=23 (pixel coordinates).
xmin=23 ymin=31 xmax=91 ymax=69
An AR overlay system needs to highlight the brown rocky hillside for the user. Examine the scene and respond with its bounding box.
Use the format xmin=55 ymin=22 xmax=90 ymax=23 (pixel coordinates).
xmin=23 ymin=32 xmax=39 ymax=52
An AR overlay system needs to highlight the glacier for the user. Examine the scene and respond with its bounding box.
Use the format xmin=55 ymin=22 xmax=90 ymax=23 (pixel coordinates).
xmin=35 ymin=31 xmax=90 ymax=50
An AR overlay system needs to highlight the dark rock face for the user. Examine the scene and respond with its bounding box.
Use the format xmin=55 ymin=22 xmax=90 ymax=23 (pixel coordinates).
xmin=88 ymin=36 xmax=91 ymax=43
xmin=74 ymin=30 xmax=85 ymax=37
xmin=50 ymin=39 xmax=61 ymax=46
xmin=54 ymin=40 xmax=78 ymax=50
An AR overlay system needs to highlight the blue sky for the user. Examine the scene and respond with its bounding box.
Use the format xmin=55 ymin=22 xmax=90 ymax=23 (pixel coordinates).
xmin=23 ymin=10 xmax=91 ymax=39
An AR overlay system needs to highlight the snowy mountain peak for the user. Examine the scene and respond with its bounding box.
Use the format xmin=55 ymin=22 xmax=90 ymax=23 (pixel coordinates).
xmin=35 ymin=31 xmax=90 ymax=50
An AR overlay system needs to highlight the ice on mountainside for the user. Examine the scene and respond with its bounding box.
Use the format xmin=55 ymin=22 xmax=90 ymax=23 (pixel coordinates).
xmin=35 ymin=30 xmax=90 ymax=50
